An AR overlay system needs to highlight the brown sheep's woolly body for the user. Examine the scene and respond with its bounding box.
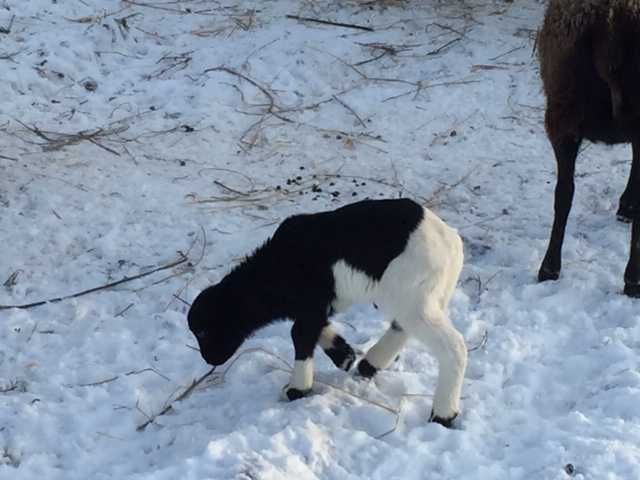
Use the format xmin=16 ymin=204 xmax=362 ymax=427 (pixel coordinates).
xmin=538 ymin=0 xmax=640 ymax=143
xmin=539 ymin=0 xmax=640 ymax=48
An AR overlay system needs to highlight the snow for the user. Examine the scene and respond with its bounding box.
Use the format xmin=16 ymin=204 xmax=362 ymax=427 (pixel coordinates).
xmin=1 ymin=0 xmax=639 ymax=478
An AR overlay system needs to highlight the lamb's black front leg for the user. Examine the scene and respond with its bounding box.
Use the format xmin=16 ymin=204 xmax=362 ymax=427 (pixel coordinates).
xmin=283 ymin=319 xmax=324 ymax=401
xmin=319 ymin=324 xmax=355 ymax=372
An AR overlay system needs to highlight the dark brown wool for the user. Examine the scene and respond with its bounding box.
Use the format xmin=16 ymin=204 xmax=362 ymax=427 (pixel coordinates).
xmin=539 ymin=0 xmax=640 ymax=142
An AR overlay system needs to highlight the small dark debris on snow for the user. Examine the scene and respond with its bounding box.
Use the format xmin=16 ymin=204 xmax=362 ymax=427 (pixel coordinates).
xmin=0 ymin=14 xmax=15 ymax=34
xmin=180 ymin=124 xmax=194 ymax=132
xmin=564 ymin=464 xmax=576 ymax=476
xmin=82 ymin=78 xmax=98 ymax=92
xmin=3 ymin=270 xmax=20 ymax=288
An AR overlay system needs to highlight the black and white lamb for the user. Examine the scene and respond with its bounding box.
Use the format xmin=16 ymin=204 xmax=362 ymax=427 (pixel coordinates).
xmin=188 ymin=198 xmax=467 ymax=427
xmin=537 ymin=0 xmax=640 ymax=295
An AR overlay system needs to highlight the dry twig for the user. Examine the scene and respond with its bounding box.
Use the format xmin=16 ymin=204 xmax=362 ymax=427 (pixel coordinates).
xmin=136 ymin=366 xmax=217 ymax=431
xmin=354 ymin=42 xmax=420 ymax=66
xmin=0 ymin=381 xmax=19 ymax=393
xmin=14 ymin=119 xmax=129 ymax=156
xmin=202 ymin=66 xmax=294 ymax=148
xmin=0 ymin=49 xmax=23 ymax=62
xmin=146 ymin=51 xmax=193 ymax=79
xmin=382 ymin=79 xmax=481 ymax=103
xmin=333 ymin=95 xmax=367 ymax=128
xmin=286 ymin=14 xmax=374 ymax=32
xmin=0 ymin=254 xmax=189 ymax=310
xmin=71 ymin=367 xmax=171 ymax=389
xmin=122 ymin=0 xmax=187 ymax=14
xmin=0 ymin=15 xmax=15 ymax=34
xmin=163 ymin=225 xmax=208 ymax=311
xmin=424 ymin=168 xmax=477 ymax=208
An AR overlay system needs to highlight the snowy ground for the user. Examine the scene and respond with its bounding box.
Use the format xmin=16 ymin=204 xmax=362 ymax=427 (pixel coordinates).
xmin=1 ymin=0 xmax=639 ymax=478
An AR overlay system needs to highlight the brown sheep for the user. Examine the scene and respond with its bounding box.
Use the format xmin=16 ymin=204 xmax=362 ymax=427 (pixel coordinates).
xmin=537 ymin=0 xmax=640 ymax=296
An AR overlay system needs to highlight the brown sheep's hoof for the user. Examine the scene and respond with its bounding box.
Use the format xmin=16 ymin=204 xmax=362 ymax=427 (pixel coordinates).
xmin=616 ymin=203 xmax=636 ymax=223
xmin=356 ymin=358 xmax=378 ymax=378
xmin=429 ymin=411 xmax=458 ymax=428
xmin=623 ymin=283 xmax=640 ymax=298
xmin=538 ymin=266 xmax=559 ymax=282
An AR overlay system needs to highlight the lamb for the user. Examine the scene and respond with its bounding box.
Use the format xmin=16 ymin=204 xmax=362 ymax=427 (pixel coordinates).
xmin=537 ymin=0 xmax=640 ymax=296
xmin=188 ymin=198 xmax=467 ymax=427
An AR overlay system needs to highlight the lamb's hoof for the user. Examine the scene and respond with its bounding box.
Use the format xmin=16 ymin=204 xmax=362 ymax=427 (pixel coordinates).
xmin=429 ymin=410 xmax=458 ymax=428
xmin=538 ymin=266 xmax=559 ymax=282
xmin=282 ymin=385 xmax=311 ymax=401
xmin=326 ymin=342 xmax=356 ymax=372
xmin=341 ymin=349 xmax=356 ymax=371
xmin=616 ymin=203 xmax=636 ymax=223
xmin=356 ymin=358 xmax=378 ymax=378
xmin=624 ymin=283 xmax=640 ymax=298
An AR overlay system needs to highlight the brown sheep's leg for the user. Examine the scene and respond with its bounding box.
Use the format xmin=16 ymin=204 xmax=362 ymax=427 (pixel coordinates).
xmin=624 ymin=215 xmax=640 ymax=297
xmin=622 ymin=141 xmax=640 ymax=297
xmin=617 ymin=141 xmax=640 ymax=223
xmin=539 ymin=136 xmax=582 ymax=282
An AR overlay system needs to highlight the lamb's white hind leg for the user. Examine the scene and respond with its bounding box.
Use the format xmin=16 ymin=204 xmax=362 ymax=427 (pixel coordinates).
xmin=405 ymin=309 xmax=467 ymax=427
xmin=357 ymin=320 xmax=408 ymax=378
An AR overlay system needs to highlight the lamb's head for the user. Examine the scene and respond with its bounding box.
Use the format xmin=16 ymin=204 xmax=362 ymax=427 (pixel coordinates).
xmin=187 ymin=283 xmax=246 ymax=366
